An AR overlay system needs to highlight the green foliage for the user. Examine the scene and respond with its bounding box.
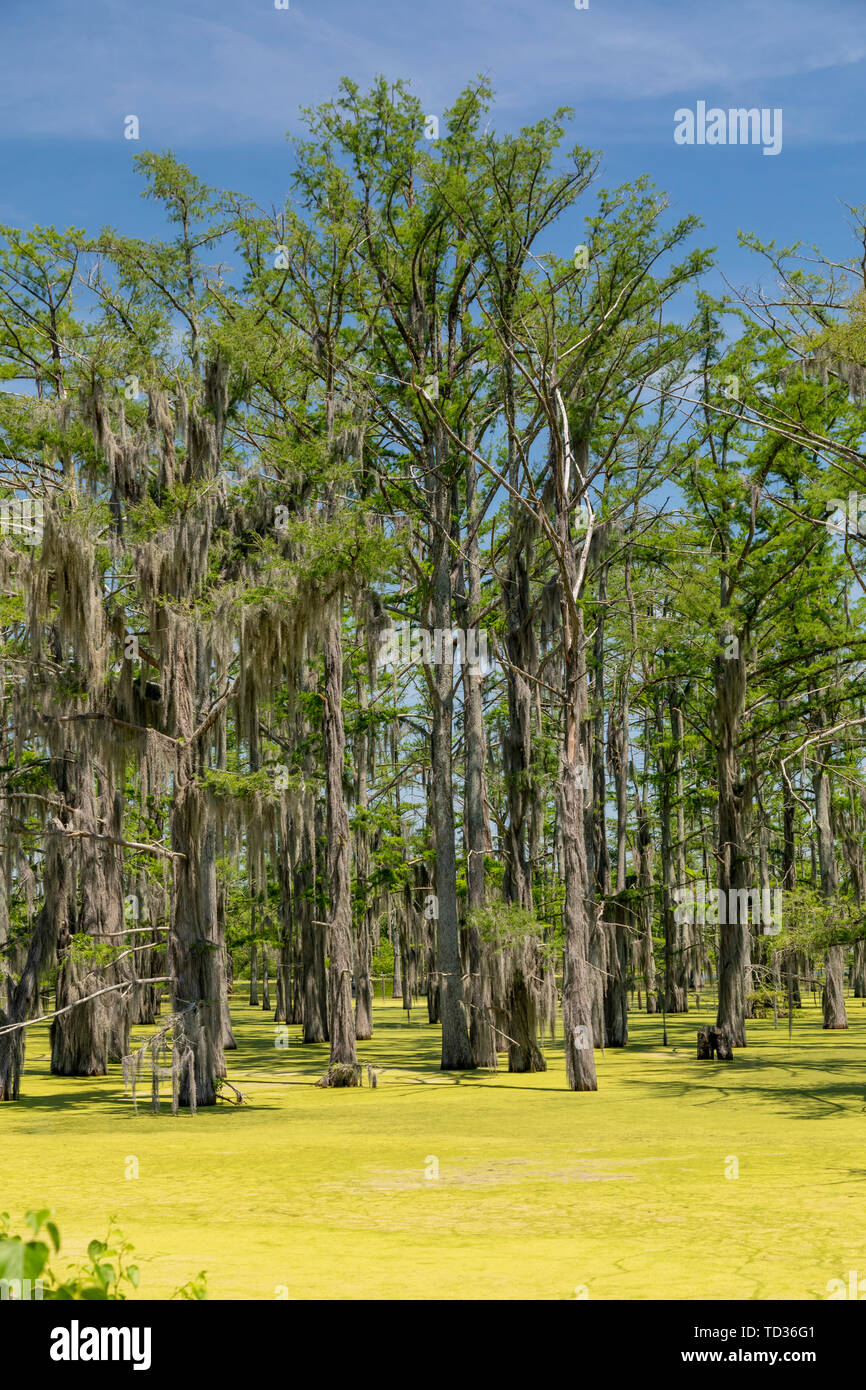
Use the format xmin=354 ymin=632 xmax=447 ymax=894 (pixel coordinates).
xmin=0 ymin=1210 xmax=208 ymax=1300
xmin=0 ymin=1211 xmax=138 ymax=1300
xmin=747 ymin=988 xmax=797 ymax=1020
xmin=172 ymin=1270 xmax=209 ymax=1300
xmin=468 ymin=902 xmax=556 ymax=961
xmin=371 ymin=931 xmax=394 ymax=976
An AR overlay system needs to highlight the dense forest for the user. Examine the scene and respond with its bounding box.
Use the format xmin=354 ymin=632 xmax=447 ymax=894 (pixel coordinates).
xmin=1 ymin=77 xmax=865 ymax=1114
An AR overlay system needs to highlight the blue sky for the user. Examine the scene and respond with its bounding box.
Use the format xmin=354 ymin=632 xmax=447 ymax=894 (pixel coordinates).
xmin=1 ymin=0 xmax=864 ymax=290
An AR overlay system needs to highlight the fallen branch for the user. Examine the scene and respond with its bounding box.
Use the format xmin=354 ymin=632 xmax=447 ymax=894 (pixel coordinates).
xmin=41 ymin=828 xmax=185 ymax=862
xmin=0 ymin=977 xmax=169 ymax=1037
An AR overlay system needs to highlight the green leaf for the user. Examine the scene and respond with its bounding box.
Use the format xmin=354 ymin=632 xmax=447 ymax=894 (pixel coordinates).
xmin=0 ymin=1237 xmax=49 ymax=1281
xmin=25 ymin=1208 xmax=51 ymax=1235
xmin=127 ymin=1265 xmax=140 ymax=1288
xmin=87 ymin=1239 xmax=106 ymax=1262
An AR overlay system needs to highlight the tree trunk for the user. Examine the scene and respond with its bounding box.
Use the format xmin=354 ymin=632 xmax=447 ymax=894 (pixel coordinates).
xmin=502 ymin=355 xmax=535 ymax=911
xmin=714 ymin=631 xmax=749 ymax=1047
xmin=300 ymin=854 xmax=328 ymax=1043
xmin=323 ymin=598 xmax=356 ymax=1067
xmin=52 ymin=770 xmax=128 ymax=1075
xmin=561 ymin=756 xmax=598 ymax=1091
xmin=0 ymin=830 xmax=72 ymax=1101
xmin=391 ymin=909 xmax=402 ymax=1002
xmin=429 ymin=482 xmax=473 ymax=1071
xmin=171 ymin=781 xmax=226 ymax=1108
xmin=353 ymin=679 xmax=374 ymax=1040
xmin=261 ymin=946 xmax=270 ymax=1012
xmin=290 ymin=928 xmax=303 ymax=1024
xmin=603 ymin=893 xmax=630 ymax=1047
xmin=813 ymin=747 xmax=848 ymax=1030
xmin=273 ymin=849 xmax=291 ymax=1025
xmin=633 ymin=775 xmax=658 ymax=1012
xmin=249 ymin=937 xmax=258 ymax=1007
xmin=462 ymin=450 xmax=497 ymax=1069
xmin=507 ymin=967 xmax=546 ymax=1072
xmin=823 ymin=945 xmax=848 ymax=1029
xmin=555 ymin=419 xmax=597 ymax=1092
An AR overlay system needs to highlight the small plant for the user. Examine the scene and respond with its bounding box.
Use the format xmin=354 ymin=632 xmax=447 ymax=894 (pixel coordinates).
xmin=54 ymin=1224 xmax=141 ymax=1300
xmin=0 ymin=1207 xmax=59 ymax=1293
xmin=0 ymin=1210 xmax=205 ymax=1300
xmin=172 ymin=1270 xmax=209 ymax=1300
xmin=748 ymin=988 xmax=795 ymax=1020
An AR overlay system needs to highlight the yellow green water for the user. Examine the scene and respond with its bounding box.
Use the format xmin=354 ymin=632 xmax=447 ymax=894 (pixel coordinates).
xmin=3 ymin=994 xmax=864 ymax=1299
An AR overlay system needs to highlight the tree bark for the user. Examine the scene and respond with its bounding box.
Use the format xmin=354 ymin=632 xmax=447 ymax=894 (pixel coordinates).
xmin=52 ymin=769 xmax=128 ymax=1075
xmin=714 ymin=630 xmax=750 ymax=1046
xmin=353 ymin=679 xmax=374 ymax=1040
xmin=813 ymin=753 xmax=848 ymax=1029
xmin=507 ymin=967 xmax=546 ymax=1071
xmin=249 ymin=938 xmax=258 ymax=1006
xmin=0 ymin=829 xmax=72 ymax=1101
xmin=323 ymin=597 xmax=356 ymax=1068
xmin=261 ymin=946 xmax=270 ymax=1012
xmin=171 ymin=780 xmax=226 ymax=1108
xmin=462 ymin=451 xmax=497 ymax=1068
xmin=429 ymin=475 xmax=473 ymax=1070
xmin=555 ymin=419 xmax=597 ymax=1092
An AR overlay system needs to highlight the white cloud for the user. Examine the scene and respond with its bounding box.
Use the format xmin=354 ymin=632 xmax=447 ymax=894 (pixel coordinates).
xmin=0 ymin=0 xmax=863 ymax=144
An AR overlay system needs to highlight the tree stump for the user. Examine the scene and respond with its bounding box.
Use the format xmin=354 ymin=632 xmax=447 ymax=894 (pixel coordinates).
xmin=712 ymin=1027 xmax=733 ymax=1060
xmin=316 ymin=1062 xmax=363 ymax=1088
xmin=697 ymin=1026 xmax=733 ymax=1060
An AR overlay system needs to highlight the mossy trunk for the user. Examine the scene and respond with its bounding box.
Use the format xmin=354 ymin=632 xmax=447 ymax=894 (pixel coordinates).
xmin=714 ymin=631 xmax=749 ymax=1047
xmin=507 ymin=969 xmax=546 ymax=1072
xmin=52 ymin=773 xmax=128 ymax=1075
xmin=301 ymin=891 xmax=327 ymax=1042
xmin=391 ymin=913 xmax=402 ymax=1002
xmin=462 ymin=451 xmax=497 ymax=1070
xmin=559 ymin=562 xmax=597 ymax=1087
xmin=274 ymin=863 xmax=291 ymax=1026
xmin=249 ymin=937 xmax=258 ymax=1006
xmin=603 ymin=895 xmax=630 ymax=1048
xmin=298 ymin=791 xmax=328 ymax=1042
xmin=261 ymin=947 xmax=270 ymax=1012
xmin=323 ymin=598 xmax=356 ymax=1068
xmin=290 ymin=930 xmax=303 ymax=1024
xmin=0 ymin=834 xmax=72 ymax=1101
xmin=823 ymin=945 xmax=848 ymax=1029
xmin=634 ymin=775 xmax=658 ymax=1012
xmin=426 ymin=964 xmax=441 ymax=1023
xmin=171 ymin=781 xmax=226 ymax=1108
xmin=501 ymin=355 xmax=535 ymax=915
xmin=353 ymin=680 xmax=374 ymax=1041
xmin=429 ymin=484 xmax=473 ymax=1071
xmin=813 ymin=754 xmax=847 ymax=1030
